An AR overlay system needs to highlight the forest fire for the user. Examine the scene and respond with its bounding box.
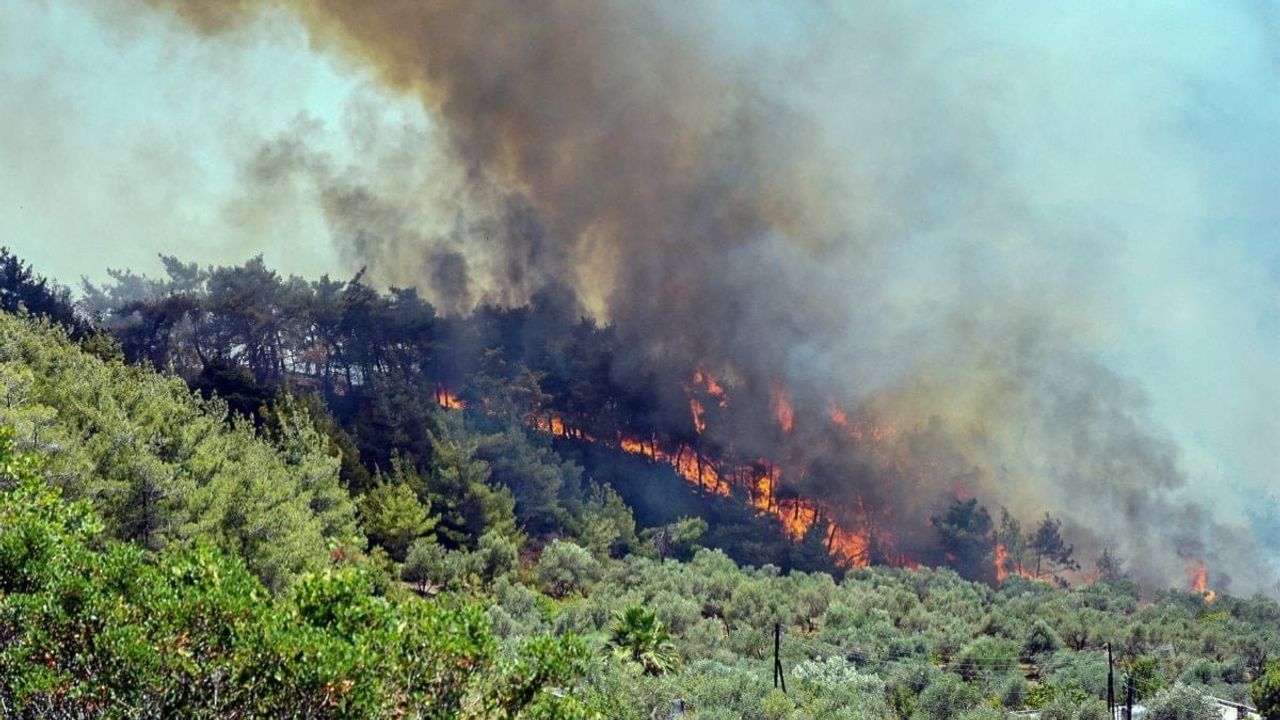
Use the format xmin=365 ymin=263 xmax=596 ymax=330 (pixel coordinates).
xmin=434 ymin=383 xmax=1118 ymax=585
xmin=555 ymin=425 xmax=895 ymax=568
xmin=994 ymin=542 xmax=1044 ymax=584
xmin=685 ymin=369 xmax=729 ymax=435
xmin=689 ymin=398 xmax=707 ymax=434
xmin=433 ymin=379 xmax=1109 ymax=584
xmin=692 ymin=369 xmax=728 ymax=407
xmin=1186 ymin=558 xmax=1216 ymax=602
xmin=434 ymin=386 xmax=466 ymax=410
xmin=436 ymin=379 xmax=897 ymax=568
xmin=531 ymin=414 xmax=569 ymax=438
xmin=94 ymin=0 xmax=1274 ymax=606
xmin=748 ymin=465 xmax=874 ymax=567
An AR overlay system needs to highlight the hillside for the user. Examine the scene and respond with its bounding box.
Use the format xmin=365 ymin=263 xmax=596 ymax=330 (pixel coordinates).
xmin=4 ymin=1 xmax=1278 ymax=717
xmin=0 ymin=266 xmax=1277 ymax=718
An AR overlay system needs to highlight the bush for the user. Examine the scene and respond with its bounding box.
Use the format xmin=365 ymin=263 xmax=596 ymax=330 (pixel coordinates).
xmin=0 ymin=431 xmax=589 ymax=718
xmin=1024 ymin=619 xmax=1064 ymax=658
xmin=994 ymin=671 xmax=1028 ymax=708
xmin=954 ymin=636 xmax=1020 ymax=682
xmin=1144 ymin=683 xmax=1220 ymax=720
xmin=0 ymin=313 xmax=360 ymax=591
xmin=957 ymin=708 xmax=1007 ymax=720
xmin=1127 ymin=656 xmax=1166 ymax=701
xmin=609 ymin=605 xmax=679 ymax=676
xmin=1253 ymin=659 xmax=1280 ymax=720
xmin=1039 ymin=695 xmax=1109 ymax=720
xmin=359 ymin=480 xmax=435 ymax=561
xmin=535 ymin=540 xmax=601 ymax=598
xmin=475 ymin=528 xmax=520 ymax=580
xmin=914 ymin=673 xmax=981 ymax=720
xmin=402 ymin=537 xmax=452 ymax=591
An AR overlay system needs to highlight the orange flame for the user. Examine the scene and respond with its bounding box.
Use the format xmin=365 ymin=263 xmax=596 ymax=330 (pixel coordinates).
xmin=693 ymin=369 xmax=728 ymax=405
xmin=620 ymin=436 xmax=650 ymax=456
xmin=1185 ymin=558 xmax=1215 ymax=602
xmin=455 ymin=373 xmax=914 ymax=571
xmin=689 ymin=398 xmax=707 ymax=434
xmin=823 ymin=518 xmax=871 ymax=568
xmin=435 ymin=387 xmax=467 ymax=410
xmin=771 ymin=383 xmax=794 ymax=434
xmin=531 ymin=413 xmax=597 ymax=441
xmin=741 ymin=463 xmax=881 ymax=568
xmin=530 ymin=409 xmax=881 ymax=567
xmin=994 ymin=541 xmax=1048 ymax=585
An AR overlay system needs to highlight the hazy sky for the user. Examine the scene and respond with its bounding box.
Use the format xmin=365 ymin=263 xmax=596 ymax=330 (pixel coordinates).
xmin=0 ymin=0 xmax=425 ymax=282
xmin=1 ymin=0 xmax=1277 ymax=566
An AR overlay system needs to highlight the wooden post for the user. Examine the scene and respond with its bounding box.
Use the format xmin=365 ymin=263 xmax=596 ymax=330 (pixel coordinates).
xmin=1107 ymin=642 xmax=1115 ymax=715
xmin=773 ymin=623 xmax=787 ymax=694
xmin=1125 ymin=675 xmax=1135 ymax=719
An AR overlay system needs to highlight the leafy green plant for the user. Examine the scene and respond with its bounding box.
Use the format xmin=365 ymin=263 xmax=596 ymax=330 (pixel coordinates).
xmin=609 ymin=605 xmax=679 ymax=676
xmin=1254 ymin=659 xmax=1280 ymax=720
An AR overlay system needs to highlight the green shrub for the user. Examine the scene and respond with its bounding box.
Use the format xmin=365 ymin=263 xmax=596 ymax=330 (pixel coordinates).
xmin=536 ymin=540 xmax=601 ymax=598
xmin=0 ymin=428 xmax=589 ymax=718
xmin=914 ymin=673 xmax=981 ymax=720
xmin=1253 ymin=659 xmax=1280 ymax=720
xmin=1144 ymin=683 xmax=1219 ymax=720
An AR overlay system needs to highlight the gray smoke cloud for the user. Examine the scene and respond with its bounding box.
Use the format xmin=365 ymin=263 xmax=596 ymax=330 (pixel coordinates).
xmin=130 ymin=0 xmax=1277 ymax=594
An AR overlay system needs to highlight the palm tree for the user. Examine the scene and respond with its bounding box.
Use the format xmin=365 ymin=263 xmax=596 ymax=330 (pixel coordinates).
xmin=608 ymin=605 xmax=679 ymax=676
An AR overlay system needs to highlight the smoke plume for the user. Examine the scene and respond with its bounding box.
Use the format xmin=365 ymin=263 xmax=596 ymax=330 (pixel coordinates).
xmin=130 ymin=0 xmax=1277 ymax=594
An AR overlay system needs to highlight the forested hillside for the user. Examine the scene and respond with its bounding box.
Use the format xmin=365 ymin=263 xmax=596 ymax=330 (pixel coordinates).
xmin=75 ymin=252 xmax=847 ymax=575
xmin=1 ymin=250 xmax=1278 ymax=718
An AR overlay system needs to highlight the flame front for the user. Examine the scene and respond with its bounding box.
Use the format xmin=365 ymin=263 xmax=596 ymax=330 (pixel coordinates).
xmin=438 ymin=378 xmax=913 ymax=571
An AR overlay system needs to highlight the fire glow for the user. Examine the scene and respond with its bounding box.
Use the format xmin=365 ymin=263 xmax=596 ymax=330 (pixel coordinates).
xmin=434 ymin=378 xmax=1132 ymax=587
xmin=1185 ymin=558 xmax=1216 ymax=603
xmin=434 ymin=386 xmax=466 ymax=410
xmin=994 ymin=542 xmax=1043 ymax=584
xmin=440 ymin=375 xmax=915 ymax=570
xmin=771 ymin=383 xmax=795 ymax=435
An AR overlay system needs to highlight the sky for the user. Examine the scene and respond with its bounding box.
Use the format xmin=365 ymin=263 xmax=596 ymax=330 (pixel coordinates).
xmin=0 ymin=0 xmax=423 ymax=283
xmin=1 ymin=0 xmax=1277 ymax=583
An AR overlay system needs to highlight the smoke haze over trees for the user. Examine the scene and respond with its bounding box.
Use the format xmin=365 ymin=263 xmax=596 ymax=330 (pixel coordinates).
xmin=34 ymin=0 xmax=1265 ymax=596
xmin=0 ymin=250 xmax=1238 ymax=597
xmin=0 ymin=1 xmax=1277 ymax=715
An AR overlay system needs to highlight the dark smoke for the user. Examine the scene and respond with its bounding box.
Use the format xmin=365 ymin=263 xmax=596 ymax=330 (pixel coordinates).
xmin=133 ymin=0 xmax=1276 ymax=595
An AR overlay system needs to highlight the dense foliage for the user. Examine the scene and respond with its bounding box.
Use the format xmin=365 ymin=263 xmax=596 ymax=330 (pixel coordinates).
xmin=0 ymin=426 xmax=591 ymax=718
xmin=0 ymin=310 xmax=357 ymax=590
xmin=74 ymin=255 xmax=855 ymax=573
xmin=0 ymin=251 xmax=1275 ymax=717
xmin=1256 ymin=659 xmax=1280 ymax=719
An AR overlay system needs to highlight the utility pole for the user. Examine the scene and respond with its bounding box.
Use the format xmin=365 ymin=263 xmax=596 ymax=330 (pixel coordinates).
xmin=1106 ymin=642 xmax=1115 ymax=716
xmin=1124 ymin=675 xmax=1135 ymax=720
xmin=773 ymin=623 xmax=787 ymax=694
